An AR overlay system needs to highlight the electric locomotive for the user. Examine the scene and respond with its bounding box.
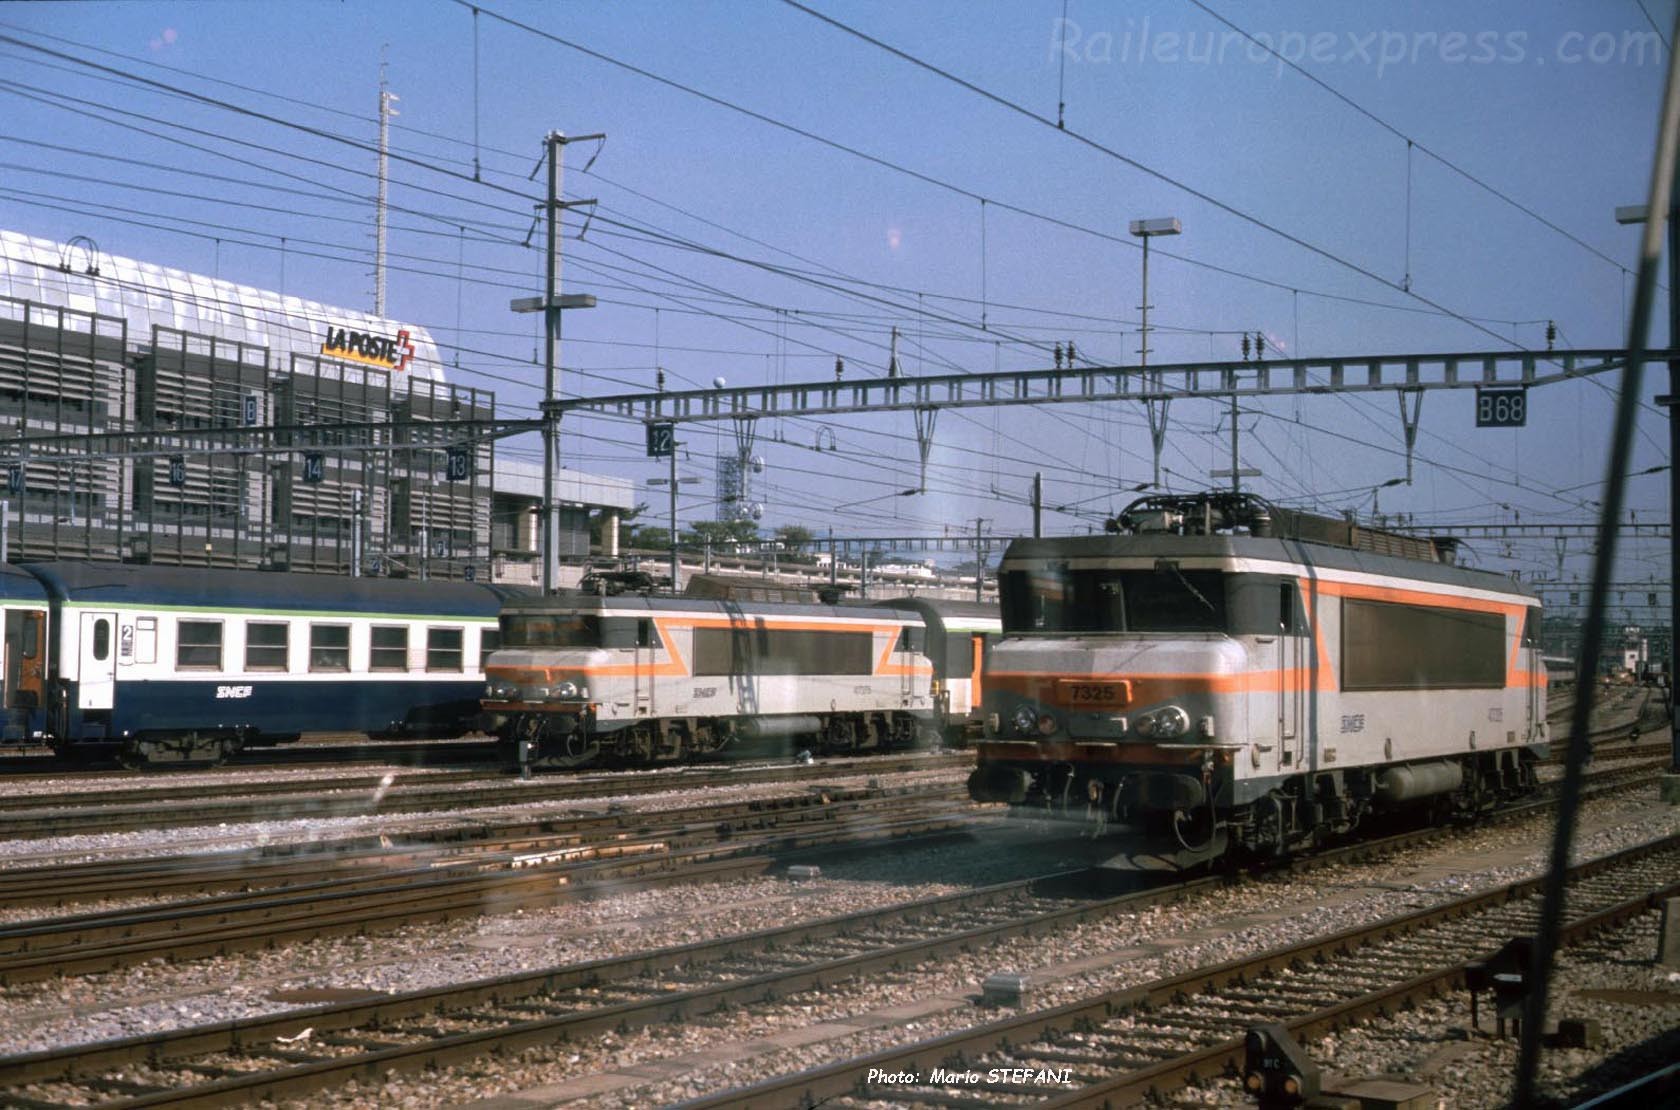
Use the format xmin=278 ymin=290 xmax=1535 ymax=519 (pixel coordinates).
xmin=968 ymin=492 xmax=1547 ymax=869
xmin=482 ymin=574 xmax=997 ymax=770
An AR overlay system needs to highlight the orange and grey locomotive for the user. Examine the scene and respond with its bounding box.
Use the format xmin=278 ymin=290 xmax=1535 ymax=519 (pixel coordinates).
xmin=483 ymin=575 xmax=997 ymax=770
xmin=968 ymin=493 xmax=1547 ymax=869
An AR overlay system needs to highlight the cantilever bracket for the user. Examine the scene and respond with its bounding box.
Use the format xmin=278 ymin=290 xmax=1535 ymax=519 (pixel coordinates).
xmin=1145 ymin=396 xmax=1171 ymax=488
xmin=913 ymin=405 xmax=938 ymax=493
xmin=1398 ymin=388 xmax=1424 ymax=484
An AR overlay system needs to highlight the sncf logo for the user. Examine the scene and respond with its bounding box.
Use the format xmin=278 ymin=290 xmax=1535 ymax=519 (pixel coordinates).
xmin=215 ymin=685 xmax=253 ymax=699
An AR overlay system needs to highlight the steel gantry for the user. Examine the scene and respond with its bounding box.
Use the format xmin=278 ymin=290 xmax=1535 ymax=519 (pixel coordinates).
xmin=544 ymin=348 xmax=1665 ymax=488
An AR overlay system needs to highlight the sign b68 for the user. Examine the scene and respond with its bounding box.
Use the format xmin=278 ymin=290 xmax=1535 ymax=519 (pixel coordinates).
xmin=1476 ymin=387 xmax=1526 ymax=428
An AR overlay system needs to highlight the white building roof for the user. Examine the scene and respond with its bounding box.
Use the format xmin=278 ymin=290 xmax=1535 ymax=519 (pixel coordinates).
xmin=0 ymin=229 xmax=447 ymax=383
xmin=496 ymin=457 xmax=635 ymax=513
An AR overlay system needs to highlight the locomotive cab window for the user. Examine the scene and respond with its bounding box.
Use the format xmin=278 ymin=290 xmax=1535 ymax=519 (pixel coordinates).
xmin=370 ymin=626 xmax=408 ymax=672
xmin=309 ymin=624 xmax=350 ymax=672
xmin=176 ymin=620 xmax=223 ymax=670
xmin=599 ymin=618 xmax=660 ymax=650
xmin=427 ymin=627 xmax=464 ymax=672
xmin=1521 ymin=607 xmax=1542 ymax=648
xmin=245 ymin=622 xmax=289 ymax=670
xmin=897 ymin=625 xmax=925 ymax=653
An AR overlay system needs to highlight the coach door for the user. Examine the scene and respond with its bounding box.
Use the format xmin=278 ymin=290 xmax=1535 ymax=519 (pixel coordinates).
xmin=77 ymin=611 xmax=117 ymax=711
xmin=896 ymin=624 xmax=923 ymax=703
xmin=1523 ymin=606 xmax=1542 ymax=739
xmin=1277 ymin=582 xmax=1304 ymax=766
xmin=4 ymin=608 xmax=45 ymax=709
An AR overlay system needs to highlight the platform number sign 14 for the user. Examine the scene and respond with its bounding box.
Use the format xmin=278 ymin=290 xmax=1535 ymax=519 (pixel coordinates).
xmin=1475 ymin=386 xmax=1527 ymax=428
xmin=301 ymin=452 xmax=325 ymax=484
xmin=646 ymin=422 xmax=675 ymax=458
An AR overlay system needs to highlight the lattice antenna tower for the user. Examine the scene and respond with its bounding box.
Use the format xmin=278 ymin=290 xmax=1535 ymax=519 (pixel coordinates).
xmin=375 ymin=49 xmax=399 ymax=317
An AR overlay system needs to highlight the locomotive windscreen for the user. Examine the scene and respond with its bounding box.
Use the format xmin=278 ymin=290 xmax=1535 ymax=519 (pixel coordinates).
xmin=500 ymin=613 xmax=602 ymax=647
xmin=999 ymin=566 xmax=1227 ymax=633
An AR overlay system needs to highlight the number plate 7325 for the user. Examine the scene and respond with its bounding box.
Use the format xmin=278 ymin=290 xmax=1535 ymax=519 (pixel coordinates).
xmin=1056 ymin=679 xmax=1131 ymax=708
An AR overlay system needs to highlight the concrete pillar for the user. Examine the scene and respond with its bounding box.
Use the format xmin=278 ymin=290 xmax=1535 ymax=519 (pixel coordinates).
xmin=602 ymin=510 xmax=619 ymax=557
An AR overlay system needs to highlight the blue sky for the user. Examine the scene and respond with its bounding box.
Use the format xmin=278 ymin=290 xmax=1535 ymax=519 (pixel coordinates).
xmin=0 ymin=0 xmax=1673 ymax=606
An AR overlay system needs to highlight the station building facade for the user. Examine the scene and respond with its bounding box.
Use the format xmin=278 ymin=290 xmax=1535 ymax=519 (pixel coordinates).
xmin=0 ymin=229 xmax=631 ymax=583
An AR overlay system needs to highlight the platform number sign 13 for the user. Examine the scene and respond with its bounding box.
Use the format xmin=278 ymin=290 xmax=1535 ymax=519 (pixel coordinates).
xmin=1475 ymin=386 xmax=1527 ymax=428
xmin=646 ymin=422 xmax=675 ymax=458
xmin=445 ymin=443 xmax=472 ymax=482
xmin=301 ymin=452 xmax=325 ymax=484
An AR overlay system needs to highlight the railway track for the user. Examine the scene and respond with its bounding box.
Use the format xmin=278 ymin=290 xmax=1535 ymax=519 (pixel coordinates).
xmin=684 ymin=832 xmax=1680 ymax=1109
xmin=0 ymin=738 xmax=498 ymax=778
xmin=0 ymin=780 xmax=985 ymax=987
xmin=0 ymin=753 xmax=1664 ymax=1107
xmin=0 ymin=750 xmax=973 ymax=839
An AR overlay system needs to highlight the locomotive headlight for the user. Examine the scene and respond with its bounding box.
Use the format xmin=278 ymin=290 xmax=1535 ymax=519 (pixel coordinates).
xmin=549 ymin=680 xmax=580 ymax=701
xmin=484 ymin=681 xmax=521 ymax=702
xmin=1036 ymin=712 xmax=1059 ymax=736
xmin=1151 ymin=706 xmax=1190 ymax=739
xmin=1011 ymin=704 xmax=1039 ymax=737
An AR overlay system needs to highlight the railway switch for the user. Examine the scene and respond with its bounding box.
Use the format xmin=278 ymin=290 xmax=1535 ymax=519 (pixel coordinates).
xmin=1241 ymin=1023 xmax=1320 ymax=1107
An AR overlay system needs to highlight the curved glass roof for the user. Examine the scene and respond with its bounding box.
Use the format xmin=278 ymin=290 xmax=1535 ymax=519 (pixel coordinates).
xmin=0 ymin=229 xmax=446 ymax=384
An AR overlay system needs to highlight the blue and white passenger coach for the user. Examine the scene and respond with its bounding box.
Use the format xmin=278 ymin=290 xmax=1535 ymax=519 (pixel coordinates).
xmin=24 ymin=562 xmax=525 ymax=764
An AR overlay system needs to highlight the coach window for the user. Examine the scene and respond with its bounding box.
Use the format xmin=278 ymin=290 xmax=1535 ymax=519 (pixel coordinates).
xmin=427 ymin=627 xmax=464 ymax=672
xmin=245 ymin=622 xmax=289 ymax=670
xmin=92 ymin=618 xmax=110 ymax=661
xmin=309 ymin=624 xmax=351 ymax=672
xmin=479 ymin=627 xmax=500 ymax=670
xmin=176 ymin=620 xmax=223 ymax=670
xmin=370 ymin=626 xmax=409 ymax=672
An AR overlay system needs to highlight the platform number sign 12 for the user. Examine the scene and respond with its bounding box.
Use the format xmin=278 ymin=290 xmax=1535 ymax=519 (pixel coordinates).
xmin=301 ymin=452 xmax=325 ymax=484
xmin=1475 ymin=386 xmax=1527 ymax=428
xmin=445 ymin=443 xmax=472 ymax=482
xmin=646 ymin=422 xmax=675 ymax=458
